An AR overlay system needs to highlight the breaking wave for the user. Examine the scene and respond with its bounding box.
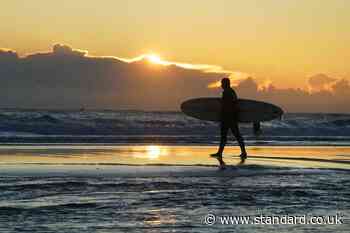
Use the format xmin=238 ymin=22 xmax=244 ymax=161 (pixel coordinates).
xmin=0 ymin=110 xmax=349 ymax=145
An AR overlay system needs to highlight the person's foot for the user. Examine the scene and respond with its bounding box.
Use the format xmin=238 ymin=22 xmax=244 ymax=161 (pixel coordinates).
xmin=240 ymin=152 xmax=247 ymax=162
xmin=218 ymin=162 xmax=226 ymax=170
xmin=217 ymin=159 xmax=226 ymax=170
xmin=210 ymin=152 xmax=222 ymax=158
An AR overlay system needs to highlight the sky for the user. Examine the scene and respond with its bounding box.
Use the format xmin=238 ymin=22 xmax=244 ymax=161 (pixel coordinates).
xmin=1 ymin=0 xmax=350 ymax=112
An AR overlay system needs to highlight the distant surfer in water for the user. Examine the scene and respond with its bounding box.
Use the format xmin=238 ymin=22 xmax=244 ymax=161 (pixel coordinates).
xmin=211 ymin=78 xmax=247 ymax=168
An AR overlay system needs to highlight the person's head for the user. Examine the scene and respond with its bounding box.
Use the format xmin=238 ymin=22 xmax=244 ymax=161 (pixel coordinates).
xmin=221 ymin=78 xmax=231 ymax=89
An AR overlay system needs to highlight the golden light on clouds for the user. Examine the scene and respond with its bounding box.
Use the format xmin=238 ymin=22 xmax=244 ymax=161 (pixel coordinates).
xmin=9 ymin=42 xmax=250 ymax=90
xmin=258 ymin=79 xmax=273 ymax=91
xmin=95 ymin=50 xmax=252 ymax=89
xmin=207 ymin=72 xmax=251 ymax=88
xmin=116 ymin=52 xmax=244 ymax=79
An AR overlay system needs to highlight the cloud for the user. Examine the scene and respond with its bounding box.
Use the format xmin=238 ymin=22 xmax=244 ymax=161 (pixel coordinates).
xmin=308 ymin=73 xmax=336 ymax=91
xmin=207 ymin=71 xmax=251 ymax=88
xmin=331 ymin=78 xmax=350 ymax=96
xmin=234 ymin=77 xmax=350 ymax=113
xmin=118 ymin=53 xmax=233 ymax=74
xmin=52 ymin=44 xmax=87 ymax=57
xmin=0 ymin=48 xmax=18 ymax=61
xmin=0 ymin=44 xmax=349 ymax=113
xmin=0 ymin=44 xmax=224 ymax=110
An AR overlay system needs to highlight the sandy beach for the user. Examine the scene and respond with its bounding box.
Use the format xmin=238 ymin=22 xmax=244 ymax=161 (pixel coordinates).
xmin=1 ymin=145 xmax=350 ymax=171
xmin=0 ymin=145 xmax=349 ymax=232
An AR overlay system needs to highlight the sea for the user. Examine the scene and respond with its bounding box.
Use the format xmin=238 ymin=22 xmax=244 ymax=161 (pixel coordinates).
xmin=0 ymin=110 xmax=349 ymax=232
xmin=0 ymin=109 xmax=350 ymax=145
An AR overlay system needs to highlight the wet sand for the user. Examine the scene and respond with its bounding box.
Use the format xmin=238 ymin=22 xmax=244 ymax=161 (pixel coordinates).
xmin=0 ymin=145 xmax=349 ymax=176
xmin=1 ymin=145 xmax=349 ymax=232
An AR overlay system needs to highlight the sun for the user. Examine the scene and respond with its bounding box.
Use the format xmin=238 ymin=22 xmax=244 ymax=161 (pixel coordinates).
xmin=146 ymin=54 xmax=163 ymax=64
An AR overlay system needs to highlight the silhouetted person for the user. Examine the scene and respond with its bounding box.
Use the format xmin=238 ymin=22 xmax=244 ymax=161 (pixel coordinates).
xmin=211 ymin=78 xmax=247 ymax=167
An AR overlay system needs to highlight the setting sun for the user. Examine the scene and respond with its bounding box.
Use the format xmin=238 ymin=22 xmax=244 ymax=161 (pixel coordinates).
xmin=146 ymin=54 xmax=164 ymax=65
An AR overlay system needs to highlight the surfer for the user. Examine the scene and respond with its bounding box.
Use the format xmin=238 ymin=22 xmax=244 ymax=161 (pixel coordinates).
xmin=211 ymin=78 xmax=247 ymax=167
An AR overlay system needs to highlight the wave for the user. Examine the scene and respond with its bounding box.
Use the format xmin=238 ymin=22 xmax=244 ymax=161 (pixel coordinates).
xmin=0 ymin=110 xmax=350 ymax=144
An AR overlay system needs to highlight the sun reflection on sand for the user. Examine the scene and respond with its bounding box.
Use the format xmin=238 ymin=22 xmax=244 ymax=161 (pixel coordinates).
xmin=147 ymin=145 xmax=161 ymax=159
xmin=0 ymin=146 xmax=350 ymax=169
xmin=130 ymin=145 xmax=169 ymax=160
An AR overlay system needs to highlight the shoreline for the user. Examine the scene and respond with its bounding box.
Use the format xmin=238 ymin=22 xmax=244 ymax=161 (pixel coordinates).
xmin=0 ymin=145 xmax=350 ymax=172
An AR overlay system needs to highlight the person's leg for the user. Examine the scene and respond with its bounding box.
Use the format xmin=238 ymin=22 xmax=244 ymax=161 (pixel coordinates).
xmin=216 ymin=155 xmax=226 ymax=169
xmin=210 ymin=122 xmax=228 ymax=157
xmin=218 ymin=123 xmax=229 ymax=155
xmin=211 ymin=122 xmax=228 ymax=169
xmin=230 ymin=122 xmax=247 ymax=160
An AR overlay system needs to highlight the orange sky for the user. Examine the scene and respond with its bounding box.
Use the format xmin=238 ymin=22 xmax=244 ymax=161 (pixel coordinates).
xmin=1 ymin=0 xmax=350 ymax=89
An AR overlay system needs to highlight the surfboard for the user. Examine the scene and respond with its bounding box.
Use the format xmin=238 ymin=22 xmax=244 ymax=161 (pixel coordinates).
xmin=180 ymin=98 xmax=283 ymax=123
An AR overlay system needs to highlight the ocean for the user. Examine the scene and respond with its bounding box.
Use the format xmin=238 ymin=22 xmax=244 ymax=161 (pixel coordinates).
xmin=0 ymin=110 xmax=349 ymax=232
xmin=0 ymin=110 xmax=350 ymax=145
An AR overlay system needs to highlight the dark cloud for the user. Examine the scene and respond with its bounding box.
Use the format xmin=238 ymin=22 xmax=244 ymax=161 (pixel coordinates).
xmin=0 ymin=44 xmax=349 ymax=113
xmin=0 ymin=49 xmax=18 ymax=61
xmin=235 ymin=77 xmax=350 ymax=113
xmin=0 ymin=44 xmax=220 ymax=110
